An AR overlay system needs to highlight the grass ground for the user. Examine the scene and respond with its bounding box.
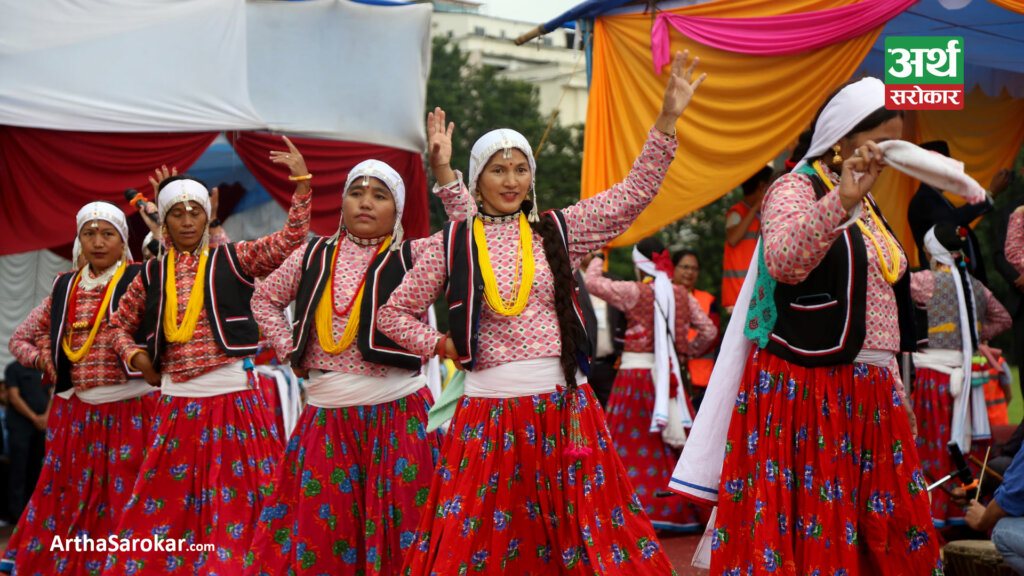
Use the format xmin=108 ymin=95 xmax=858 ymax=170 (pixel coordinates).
xmin=1009 ymin=366 xmax=1022 ymax=425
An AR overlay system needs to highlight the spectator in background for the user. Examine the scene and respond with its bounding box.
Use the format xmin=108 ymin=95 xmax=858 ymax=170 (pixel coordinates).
xmin=0 ymin=379 xmax=10 ymax=526
xmin=721 ymin=165 xmax=772 ymax=313
xmin=4 ymin=361 xmax=51 ymax=523
xmin=579 ymin=252 xmax=627 ymax=410
xmin=906 ymin=140 xmax=1012 ymax=283
xmin=673 ymin=249 xmax=720 ymax=410
xmin=994 ymin=169 xmax=1024 ymax=399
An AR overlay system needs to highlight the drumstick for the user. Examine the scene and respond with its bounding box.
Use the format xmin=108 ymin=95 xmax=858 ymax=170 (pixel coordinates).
xmin=969 ymin=454 xmax=1004 ymax=482
xmin=974 ymin=446 xmax=992 ymax=504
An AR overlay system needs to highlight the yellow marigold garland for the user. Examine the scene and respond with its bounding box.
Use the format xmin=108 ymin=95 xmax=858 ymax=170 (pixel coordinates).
xmin=315 ymin=236 xmax=391 ymax=354
xmin=62 ymin=261 xmax=127 ymax=363
xmin=163 ymin=247 xmax=209 ymax=343
xmin=473 ymin=214 xmax=534 ymax=316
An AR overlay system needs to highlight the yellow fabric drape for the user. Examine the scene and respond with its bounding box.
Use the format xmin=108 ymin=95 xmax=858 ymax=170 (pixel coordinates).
xmin=583 ymin=0 xmax=881 ymax=247
xmin=987 ymin=0 xmax=1024 ymax=14
xmin=874 ymin=88 xmax=1024 ymax=266
xmin=583 ymin=0 xmax=1024 ymax=250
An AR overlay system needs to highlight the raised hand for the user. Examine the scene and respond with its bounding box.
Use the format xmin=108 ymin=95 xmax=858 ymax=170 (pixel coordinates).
xmin=655 ymin=50 xmax=706 ymax=135
xmin=210 ymin=186 xmax=220 ymax=219
xmin=427 ymin=107 xmax=457 ymax=186
xmin=148 ymin=164 xmax=178 ymax=197
xmin=269 ymin=136 xmax=310 ymax=178
xmin=837 ymin=140 xmax=886 ymax=212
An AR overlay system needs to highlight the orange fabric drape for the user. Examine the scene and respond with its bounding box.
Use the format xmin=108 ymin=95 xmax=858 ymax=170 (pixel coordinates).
xmin=583 ymin=0 xmax=884 ymax=247
xmin=583 ymin=0 xmax=1024 ymax=250
xmin=874 ymin=88 xmax=1024 ymax=266
xmin=987 ymin=0 xmax=1024 ymax=14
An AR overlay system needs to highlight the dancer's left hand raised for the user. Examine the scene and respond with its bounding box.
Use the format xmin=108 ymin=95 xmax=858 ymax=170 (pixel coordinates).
xmin=656 ymin=50 xmax=706 ymax=135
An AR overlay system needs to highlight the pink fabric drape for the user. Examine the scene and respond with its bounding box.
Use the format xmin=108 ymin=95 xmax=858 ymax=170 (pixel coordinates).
xmin=651 ymin=0 xmax=916 ymax=71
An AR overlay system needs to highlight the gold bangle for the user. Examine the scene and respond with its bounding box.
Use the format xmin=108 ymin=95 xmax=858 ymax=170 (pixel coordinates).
xmin=126 ymin=349 xmax=145 ymax=371
xmin=288 ymin=173 xmax=313 ymax=182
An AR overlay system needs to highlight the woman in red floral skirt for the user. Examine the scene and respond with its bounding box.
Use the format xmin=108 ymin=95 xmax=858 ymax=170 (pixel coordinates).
xmin=245 ymin=112 xmax=473 ymax=575
xmin=377 ymin=51 xmax=704 ymax=576
xmin=100 ymin=137 xmax=311 ymax=576
xmin=583 ymin=237 xmax=716 ymax=532
xmin=4 ymin=202 xmax=157 ymax=576
xmin=910 ymin=222 xmax=1010 ymax=528
xmin=673 ymin=78 xmax=944 ymax=575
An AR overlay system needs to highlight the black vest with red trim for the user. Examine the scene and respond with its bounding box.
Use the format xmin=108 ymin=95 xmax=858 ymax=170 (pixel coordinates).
xmin=48 ymin=264 xmax=144 ymax=393
xmin=443 ymin=210 xmax=593 ymax=372
xmin=291 ymin=237 xmax=421 ymax=371
xmin=140 ymin=244 xmax=260 ymax=372
xmin=765 ymin=172 xmax=916 ymax=367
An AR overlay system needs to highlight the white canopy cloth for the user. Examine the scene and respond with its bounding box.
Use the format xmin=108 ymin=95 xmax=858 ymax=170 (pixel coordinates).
xmin=0 ymin=0 xmax=431 ymax=153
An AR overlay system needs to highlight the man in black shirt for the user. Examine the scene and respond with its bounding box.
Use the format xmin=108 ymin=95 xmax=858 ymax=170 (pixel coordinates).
xmin=5 ymin=361 xmax=52 ymax=521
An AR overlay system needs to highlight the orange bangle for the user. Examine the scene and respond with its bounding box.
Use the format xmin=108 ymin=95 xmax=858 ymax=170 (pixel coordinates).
xmin=126 ymin=349 xmax=145 ymax=371
xmin=288 ymin=173 xmax=313 ymax=182
xmin=434 ymin=334 xmax=447 ymax=358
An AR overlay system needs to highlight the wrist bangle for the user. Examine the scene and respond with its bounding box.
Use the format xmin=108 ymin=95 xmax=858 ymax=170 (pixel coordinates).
xmin=288 ymin=173 xmax=313 ymax=182
xmin=127 ymin=350 xmax=145 ymax=371
xmin=209 ymin=218 xmax=222 ymax=228
xmin=435 ymin=334 xmax=447 ymax=357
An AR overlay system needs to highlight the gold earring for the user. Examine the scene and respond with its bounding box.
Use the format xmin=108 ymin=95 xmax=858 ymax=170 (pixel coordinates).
xmin=832 ymin=144 xmax=842 ymax=165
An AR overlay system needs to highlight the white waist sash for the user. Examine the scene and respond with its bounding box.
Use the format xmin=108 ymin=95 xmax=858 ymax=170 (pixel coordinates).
xmin=76 ymin=379 xmax=155 ymax=405
xmin=911 ymin=348 xmax=963 ymax=375
xmin=306 ymin=369 xmax=425 ymax=409
xmin=161 ymin=361 xmax=252 ymax=398
xmin=853 ymin=349 xmax=896 ymax=368
xmin=618 ymin=352 xmax=655 ymax=371
xmin=464 ymin=357 xmax=585 ymax=399
xmin=57 ymin=388 xmax=75 ymax=400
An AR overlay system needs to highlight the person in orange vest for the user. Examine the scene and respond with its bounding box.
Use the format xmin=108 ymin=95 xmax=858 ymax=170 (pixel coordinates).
xmin=983 ymin=355 xmax=1013 ymax=427
xmin=721 ymin=166 xmax=773 ymax=313
xmin=672 ymin=249 xmax=720 ymax=410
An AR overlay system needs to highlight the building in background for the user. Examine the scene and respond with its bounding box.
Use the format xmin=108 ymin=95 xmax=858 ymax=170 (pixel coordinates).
xmin=431 ymin=0 xmax=588 ymax=126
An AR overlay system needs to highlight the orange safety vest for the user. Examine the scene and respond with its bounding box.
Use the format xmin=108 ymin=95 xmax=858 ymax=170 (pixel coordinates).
xmin=983 ymin=362 xmax=1009 ymax=427
xmin=722 ymin=200 xmax=760 ymax=308
xmin=686 ymin=289 xmax=717 ymax=388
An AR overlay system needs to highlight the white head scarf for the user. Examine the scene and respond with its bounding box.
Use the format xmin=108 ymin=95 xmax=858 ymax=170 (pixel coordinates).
xmin=792 ymin=77 xmax=886 ymax=173
xmin=924 ymin=225 xmax=988 ymax=448
xmin=632 ymin=245 xmax=691 ymax=447
xmin=157 ymin=178 xmax=212 ymax=253
xmin=75 ymin=201 xmax=133 ymax=265
xmin=343 ymin=159 xmax=407 ymax=249
xmin=71 ymin=238 xmax=83 ymax=270
xmin=469 ymin=128 xmax=539 ymax=222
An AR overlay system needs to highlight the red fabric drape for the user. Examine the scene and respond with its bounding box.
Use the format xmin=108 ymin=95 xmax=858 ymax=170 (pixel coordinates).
xmin=227 ymin=132 xmax=428 ymax=239
xmin=0 ymin=126 xmax=217 ymax=255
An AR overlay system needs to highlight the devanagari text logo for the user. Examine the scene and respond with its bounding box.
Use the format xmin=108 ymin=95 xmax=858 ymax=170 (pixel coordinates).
xmin=884 ymin=36 xmax=964 ymax=111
